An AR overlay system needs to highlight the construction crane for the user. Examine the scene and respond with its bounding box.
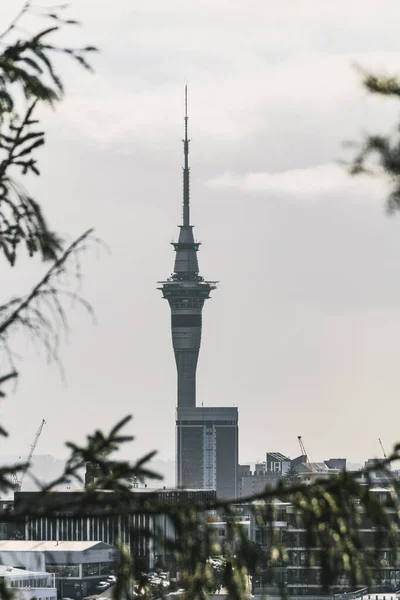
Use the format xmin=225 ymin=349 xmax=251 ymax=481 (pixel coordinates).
xmin=12 ymin=419 xmax=46 ymax=492
xmin=378 ymin=438 xmax=387 ymax=459
xmin=298 ymin=435 xmax=313 ymax=472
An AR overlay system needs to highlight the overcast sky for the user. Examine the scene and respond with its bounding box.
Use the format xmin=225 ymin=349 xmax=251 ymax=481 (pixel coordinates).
xmin=1 ymin=0 xmax=400 ymax=471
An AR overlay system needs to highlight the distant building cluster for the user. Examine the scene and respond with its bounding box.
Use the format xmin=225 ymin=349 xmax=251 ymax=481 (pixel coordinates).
xmin=0 ymin=456 xmax=396 ymax=599
xmin=238 ymin=453 xmax=348 ymax=496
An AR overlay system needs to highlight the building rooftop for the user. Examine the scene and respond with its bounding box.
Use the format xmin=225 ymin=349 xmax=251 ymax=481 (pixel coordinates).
xmin=267 ymin=452 xmax=290 ymax=462
xmin=0 ymin=565 xmax=50 ymax=577
xmin=0 ymin=540 xmax=112 ymax=552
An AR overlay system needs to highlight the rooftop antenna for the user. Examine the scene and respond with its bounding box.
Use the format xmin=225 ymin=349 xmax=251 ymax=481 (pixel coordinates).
xmin=182 ymin=84 xmax=190 ymax=227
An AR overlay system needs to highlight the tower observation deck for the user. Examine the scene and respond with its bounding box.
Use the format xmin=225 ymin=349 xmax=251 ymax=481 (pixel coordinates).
xmin=158 ymin=86 xmax=217 ymax=409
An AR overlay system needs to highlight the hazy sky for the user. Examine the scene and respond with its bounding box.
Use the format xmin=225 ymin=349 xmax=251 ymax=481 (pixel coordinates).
xmin=1 ymin=0 xmax=400 ymax=470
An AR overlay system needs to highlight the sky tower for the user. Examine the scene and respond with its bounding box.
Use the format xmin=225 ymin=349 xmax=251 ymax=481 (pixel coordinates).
xmin=158 ymin=88 xmax=238 ymax=497
xmin=158 ymin=86 xmax=216 ymax=409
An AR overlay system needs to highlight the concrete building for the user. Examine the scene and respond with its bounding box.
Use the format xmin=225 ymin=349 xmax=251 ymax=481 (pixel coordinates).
xmin=238 ymin=454 xmax=346 ymax=497
xmin=238 ymin=453 xmax=290 ymax=497
xmin=206 ymin=517 xmax=251 ymax=554
xmin=158 ymin=87 xmax=238 ymax=498
xmin=0 ymin=540 xmax=114 ymax=600
xmin=0 ymin=565 xmax=56 ymax=600
xmin=238 ymin=471 xmax=280 ymax=498
xmin=247 ymin=487 xmax=400 ymax=596
xmin=176 ymin=407 xmax=238 ymax=498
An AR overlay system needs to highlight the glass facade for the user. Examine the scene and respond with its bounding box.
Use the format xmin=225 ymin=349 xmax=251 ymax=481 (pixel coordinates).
xmin=216 ymin=426 xmax=238 ymax=498
xmin=178 ymin=426 xmax=204 ymax=488
xmin=46 ymin=564 xmax=80 ymax=578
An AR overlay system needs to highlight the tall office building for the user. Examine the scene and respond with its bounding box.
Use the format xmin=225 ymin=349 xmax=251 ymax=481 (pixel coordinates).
xmin=176 ymin=407 xmax=238 ymax=498
xmin=158 ymin=88 xmax=238 ymax=498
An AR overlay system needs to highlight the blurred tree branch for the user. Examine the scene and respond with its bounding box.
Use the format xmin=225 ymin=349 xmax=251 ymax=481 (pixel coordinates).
xmin=346 ymin=66 xmax=400 ymax=212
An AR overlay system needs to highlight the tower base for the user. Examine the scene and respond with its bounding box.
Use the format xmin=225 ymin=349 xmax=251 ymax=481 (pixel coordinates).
xmin=176 ymin=406 xmax=238 ymax=499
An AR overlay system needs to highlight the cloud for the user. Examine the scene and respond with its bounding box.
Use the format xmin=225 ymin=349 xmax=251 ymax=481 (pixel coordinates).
xmin=207 ymin=163 xmax=387 ymax=201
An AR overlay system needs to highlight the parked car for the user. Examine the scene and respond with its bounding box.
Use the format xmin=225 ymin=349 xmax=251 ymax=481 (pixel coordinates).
xmin=96 ymin=581 xmax=109 ymax=591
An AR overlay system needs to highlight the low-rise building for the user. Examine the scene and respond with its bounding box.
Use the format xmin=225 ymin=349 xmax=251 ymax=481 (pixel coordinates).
xmin=14 ymin=488 xmax=216 ymax=574
xmin=238 ymin=469 xmax=281 ymax=497
xmin=238 ymin=453 xmax=291 ymax=497
xmin=0 ymin=540 xmax=115 ymax=600
xmin=249 ymin=487 xmax=400 ymax=596
xmin=0 ymin=565 xmax=56 ymax=600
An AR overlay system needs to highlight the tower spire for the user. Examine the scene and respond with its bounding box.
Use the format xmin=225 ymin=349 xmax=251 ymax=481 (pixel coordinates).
xmin=183 ymin=84 xmax=190 ymax=227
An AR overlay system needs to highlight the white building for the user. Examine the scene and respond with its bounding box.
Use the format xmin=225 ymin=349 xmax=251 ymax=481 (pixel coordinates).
xmin=0 ymin=540 xmax=115 ymax=599
xmin=0 ymin=565 xmax=56 ymax=600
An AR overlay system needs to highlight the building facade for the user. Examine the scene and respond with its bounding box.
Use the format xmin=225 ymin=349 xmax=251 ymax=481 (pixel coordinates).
xmin=158 ymin=87 xmax=238 ymax=498
xmin=247 ymin=488 xmax=400 ymax=596
xmin=0 ymin=565 xmax=56 ymax=600
xmin=176 ymin=406 xmax=238 ymax=498
xmin=0 ymin=540 xmax=114 ymax=600
xmin=266 ymin=452 xmax=291 ymax=476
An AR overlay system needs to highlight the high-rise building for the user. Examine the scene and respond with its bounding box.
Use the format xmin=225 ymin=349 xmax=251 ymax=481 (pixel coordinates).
xmin=176 ymin=407 xmax=238 ymax=498
xmin=158 ymin=88 xmax=238 ymax=498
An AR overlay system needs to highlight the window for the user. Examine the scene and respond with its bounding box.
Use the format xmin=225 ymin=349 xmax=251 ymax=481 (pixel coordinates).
xmin=100 ymin=562 xmax=115 ymax=576
xmin=82 ymin=562 xmax=100 ymax=577
xmin=46 ymin=564 xmax=79 ymax=578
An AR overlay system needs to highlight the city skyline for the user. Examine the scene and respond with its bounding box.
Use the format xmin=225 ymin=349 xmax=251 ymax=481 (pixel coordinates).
xmin=1 ymin=1 xmax=400 ymax=466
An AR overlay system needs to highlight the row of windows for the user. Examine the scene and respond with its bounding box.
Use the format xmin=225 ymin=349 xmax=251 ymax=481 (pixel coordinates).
xmin=47 ymin=564 xmax=79 ymax=578
xmin=162 ymin=288 xmax=205 ymax=297
xmin=9 ymin=577 xmax=53 ymax=588
xmin=82 ymin=562 xmax=115 ymax=577
xmin=44 ymin=562 xmax=114 ymax=580
xmin=170 ymin=300 xmax=204 ymax=309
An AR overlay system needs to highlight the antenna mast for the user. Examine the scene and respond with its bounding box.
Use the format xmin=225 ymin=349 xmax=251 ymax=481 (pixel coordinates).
xmin=182 ymin=84 xmax=190 ymax=227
